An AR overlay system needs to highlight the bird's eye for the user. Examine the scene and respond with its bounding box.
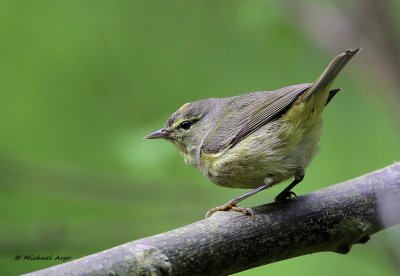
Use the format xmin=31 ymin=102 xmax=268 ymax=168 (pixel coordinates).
xmin=180 ymin=120 xmax=193 ymax=130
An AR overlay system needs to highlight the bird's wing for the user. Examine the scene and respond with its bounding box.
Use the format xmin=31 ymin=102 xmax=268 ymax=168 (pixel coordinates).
xmin=202 ymin=83 xmax=312 ymax=154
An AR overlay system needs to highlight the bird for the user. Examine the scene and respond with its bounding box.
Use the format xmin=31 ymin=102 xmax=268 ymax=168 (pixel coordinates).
xmin=145 ymin=48 xmax=360 ymax=218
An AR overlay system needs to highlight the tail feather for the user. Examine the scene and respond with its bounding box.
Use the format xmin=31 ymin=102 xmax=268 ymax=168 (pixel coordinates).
xmin=326 ymin=88 xmax=340 ymax=106
xmin=300 ymin=48 xmax=361 ymax=101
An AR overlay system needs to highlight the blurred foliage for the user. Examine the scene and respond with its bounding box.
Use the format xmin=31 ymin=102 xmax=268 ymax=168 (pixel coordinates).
xmin=0 ymin=1 xmax=399 ymax=275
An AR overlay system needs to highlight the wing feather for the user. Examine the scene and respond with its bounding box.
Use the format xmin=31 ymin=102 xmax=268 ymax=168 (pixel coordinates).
xmin=202 ymin=83 xmax=312 ymax=154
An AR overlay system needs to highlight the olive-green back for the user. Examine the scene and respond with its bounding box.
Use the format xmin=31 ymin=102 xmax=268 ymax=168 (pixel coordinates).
xmin=202 ymin=83 xmax=312 ymax=154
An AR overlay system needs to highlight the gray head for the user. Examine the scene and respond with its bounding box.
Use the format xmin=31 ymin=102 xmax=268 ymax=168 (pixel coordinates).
xmin=145 ymin=98 xmax=225 ymax=164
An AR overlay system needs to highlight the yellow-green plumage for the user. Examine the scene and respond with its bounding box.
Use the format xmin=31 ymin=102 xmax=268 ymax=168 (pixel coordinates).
xmin=145 ymin=48 xmax=360 ymax=217
xmin=200 ymin=101 xmax=324 ymax=189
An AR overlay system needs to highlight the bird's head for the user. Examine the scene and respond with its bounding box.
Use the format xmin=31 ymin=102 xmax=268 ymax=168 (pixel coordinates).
xmin=145 ymin=98 xmax=223 ymax=165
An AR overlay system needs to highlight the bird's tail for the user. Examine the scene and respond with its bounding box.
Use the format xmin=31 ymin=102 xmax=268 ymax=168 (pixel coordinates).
xmin=299 ymin=48 xmax=361 ymax=103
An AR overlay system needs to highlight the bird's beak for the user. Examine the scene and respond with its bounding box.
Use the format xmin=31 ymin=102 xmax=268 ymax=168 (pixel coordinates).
xmin=144 ymin=128 xmax=171 ymax=140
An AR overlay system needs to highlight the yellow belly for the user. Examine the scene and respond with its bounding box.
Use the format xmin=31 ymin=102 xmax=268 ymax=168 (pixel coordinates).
xmin=199 ymin=117 xmax=323 ymax=189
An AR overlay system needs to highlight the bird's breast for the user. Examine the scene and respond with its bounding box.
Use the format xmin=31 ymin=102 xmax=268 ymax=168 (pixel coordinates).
xmin=198 ymin=118 xmax=322 ymax=189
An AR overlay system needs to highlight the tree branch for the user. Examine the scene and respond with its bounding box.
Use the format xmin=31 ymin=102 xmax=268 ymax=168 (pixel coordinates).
xmin=26 ymin=163 xmax=400 ymax=276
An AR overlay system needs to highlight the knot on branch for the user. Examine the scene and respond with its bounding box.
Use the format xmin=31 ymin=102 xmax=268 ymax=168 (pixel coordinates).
xmin=131 ymin=243 xmax=171 ymax=275
xmin=329 ymin=218 xmax=372 ymax=254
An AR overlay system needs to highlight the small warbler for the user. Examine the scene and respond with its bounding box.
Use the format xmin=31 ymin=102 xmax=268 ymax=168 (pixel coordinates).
xmin=145 ymin=48 xmax=360 ymax=218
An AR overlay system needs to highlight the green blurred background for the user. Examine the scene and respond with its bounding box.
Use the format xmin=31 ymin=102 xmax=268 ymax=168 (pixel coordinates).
xmin=1 ymin=1 xmax=399 ymax=275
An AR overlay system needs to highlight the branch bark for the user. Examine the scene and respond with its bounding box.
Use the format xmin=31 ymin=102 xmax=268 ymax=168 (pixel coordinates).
xmin=25 ymin=163 xmax=400 ymax=276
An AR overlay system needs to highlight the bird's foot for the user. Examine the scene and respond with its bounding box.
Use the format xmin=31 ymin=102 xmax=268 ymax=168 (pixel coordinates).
xmin=205 ymin=202 xmax=255 ymax=218
xmin=274 ymin=191 xmax=297 ymax=202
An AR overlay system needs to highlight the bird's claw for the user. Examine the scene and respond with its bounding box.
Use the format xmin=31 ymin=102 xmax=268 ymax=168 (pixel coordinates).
xmin=205 ymin=203 xmax=255 ymax=218
xmin=274 ymin=191 xmax=297 ymax=202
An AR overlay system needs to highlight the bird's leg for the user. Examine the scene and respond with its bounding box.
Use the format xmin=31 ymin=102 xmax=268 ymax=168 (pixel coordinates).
xmin=274 ymin=170 xmax=305 ymax=202
xmin=205 ymin=178 xmax=275 ymax=218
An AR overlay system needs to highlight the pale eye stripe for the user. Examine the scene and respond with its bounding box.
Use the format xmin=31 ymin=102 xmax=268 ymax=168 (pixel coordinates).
xmin=172 ymin=118 xmax=185 ymax=129
xmin=171 ymin=116 xmax=199 ymax=129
